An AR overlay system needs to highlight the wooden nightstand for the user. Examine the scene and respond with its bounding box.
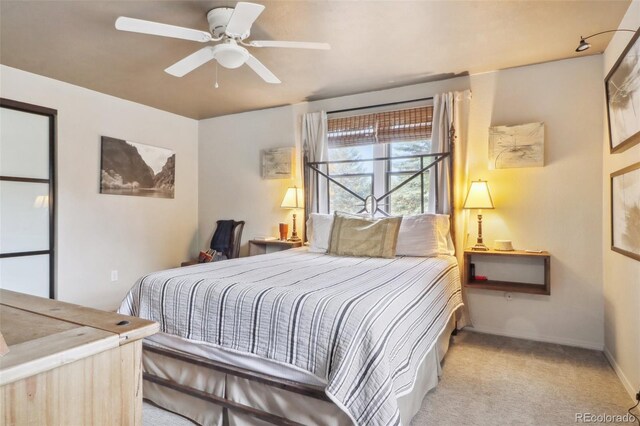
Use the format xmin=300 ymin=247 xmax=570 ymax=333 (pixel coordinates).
xmin=248 ymin=239 xmax=302 ymax=256
xmin=463 ymin=249 xmax=550 ymax=295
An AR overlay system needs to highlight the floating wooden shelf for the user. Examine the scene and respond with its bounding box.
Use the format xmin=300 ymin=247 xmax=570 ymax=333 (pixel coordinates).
xmin=463 ymin=249 xmax=551 ymax=295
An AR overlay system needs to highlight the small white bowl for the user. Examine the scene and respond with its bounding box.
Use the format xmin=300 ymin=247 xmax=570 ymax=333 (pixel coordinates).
xmin=494 ymin=240 xmax=514 ymax=251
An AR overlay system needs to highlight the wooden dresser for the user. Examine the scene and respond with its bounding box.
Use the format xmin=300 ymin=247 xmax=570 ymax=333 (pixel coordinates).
xmin=0 ymin=289 xmax=158 ymax=425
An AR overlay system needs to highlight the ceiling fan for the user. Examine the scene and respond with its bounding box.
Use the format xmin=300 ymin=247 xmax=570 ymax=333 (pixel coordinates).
xmin=115 ymin=2 xmax=330 ymax=84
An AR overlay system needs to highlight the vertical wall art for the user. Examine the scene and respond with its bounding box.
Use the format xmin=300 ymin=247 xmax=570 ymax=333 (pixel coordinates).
xmin=606 ymin=29 xmax=640 ymax=153
xmin=611 ymin=162 xmax=640 ymax=261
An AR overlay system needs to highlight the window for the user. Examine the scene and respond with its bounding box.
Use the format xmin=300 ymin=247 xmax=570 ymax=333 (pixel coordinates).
xmin=326 ymin=105 xmax=433 ymax=215
xmin=327 ymin=145 xmax=373 ymax=213
xmin=386 ymin=141 xmax=431 ymax=215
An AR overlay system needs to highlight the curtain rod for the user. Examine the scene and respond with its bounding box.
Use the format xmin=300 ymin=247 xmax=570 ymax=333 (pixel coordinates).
xmin=326 ymin=96 xmax=434 ymax=115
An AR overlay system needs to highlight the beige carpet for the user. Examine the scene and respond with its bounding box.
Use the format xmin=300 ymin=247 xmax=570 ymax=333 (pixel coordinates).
xmin=410 ymin=331 xmax=635 ymax=425
xmin=142 ymin=330 xmax=637 ymax=426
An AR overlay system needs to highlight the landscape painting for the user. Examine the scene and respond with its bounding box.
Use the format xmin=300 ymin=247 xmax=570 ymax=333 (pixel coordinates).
xmin=611 ymin=162 xmax=640 ymax=261
xmin=100 ymin=136 xmax=175 ymax=199
xmin=488 ymin=122 xmax=544 ymax=169
xmin=606 ymin=29 xmax=640 ymax=153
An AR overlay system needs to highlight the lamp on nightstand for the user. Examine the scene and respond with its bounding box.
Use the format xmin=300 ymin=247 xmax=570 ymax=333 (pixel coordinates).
xmin=463 ymin=180 xmax=494 ymax=251
xmin=281 ymin=186 xmax=304 ymax=242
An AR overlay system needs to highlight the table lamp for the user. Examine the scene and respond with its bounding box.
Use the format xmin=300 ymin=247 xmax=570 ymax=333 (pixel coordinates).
xmin=281 ymin=186 xmax=304 ymax=242
xmin=463 ymin=180 xmax=494 ymax=251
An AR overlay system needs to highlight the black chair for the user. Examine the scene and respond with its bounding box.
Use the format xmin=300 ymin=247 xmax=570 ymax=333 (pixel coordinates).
xmin=210 ymin=220 xmax=245 ymax=260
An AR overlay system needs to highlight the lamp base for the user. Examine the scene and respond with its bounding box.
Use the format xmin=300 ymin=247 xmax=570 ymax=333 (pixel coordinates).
xmin=471 ymin=243 xmax=490 ymax=251
xmin=287 ymin=212 xmax=301 ymax=243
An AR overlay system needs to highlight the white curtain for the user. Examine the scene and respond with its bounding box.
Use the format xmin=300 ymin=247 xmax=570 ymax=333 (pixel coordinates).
xmin=302 ymin=111 xmax=329 ymax=216
xmin=429 ymin=90 xmax=472 ymax=328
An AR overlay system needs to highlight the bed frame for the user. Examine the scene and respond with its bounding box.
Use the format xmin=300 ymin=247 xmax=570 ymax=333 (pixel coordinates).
xmin=304 ymin=126 xmax=456 ymax=243
xmin=143 ymin=343 xmax=329 ymax=426
xmin=142 ymin=129 xmax=456 ymax=425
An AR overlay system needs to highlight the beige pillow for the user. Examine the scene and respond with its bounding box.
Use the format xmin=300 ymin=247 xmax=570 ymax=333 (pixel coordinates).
xmin=328 ymin=212 xmax=402 ymax=258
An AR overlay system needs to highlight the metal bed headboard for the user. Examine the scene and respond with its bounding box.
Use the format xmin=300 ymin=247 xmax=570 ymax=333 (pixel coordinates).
xmin=303 ymin=128 xmax=456 ymax=244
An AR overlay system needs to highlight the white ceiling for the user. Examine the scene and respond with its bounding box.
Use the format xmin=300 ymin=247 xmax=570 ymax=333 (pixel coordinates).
xmin=0 ymin=1 xmax=631 ymax=119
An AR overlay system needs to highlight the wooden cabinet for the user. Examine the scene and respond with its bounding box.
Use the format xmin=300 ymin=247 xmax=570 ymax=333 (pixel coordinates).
xmin=0 ymin=289 xmax=158 ymax=425
xmin=248 ymin=239 xmax=302 ymax=256
xmin=463 ymin=249 xmax=550 ymax=295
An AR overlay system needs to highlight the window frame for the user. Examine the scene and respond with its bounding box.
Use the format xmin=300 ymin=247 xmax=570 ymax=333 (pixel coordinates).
xmin=384 ymin=142 xmax=430 ymax=215
xmin=326 ymin=141 xmax=432 ymax=216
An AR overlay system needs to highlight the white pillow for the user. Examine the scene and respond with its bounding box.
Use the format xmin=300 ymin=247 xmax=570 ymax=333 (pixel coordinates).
xmin=396 ymin=214 xmax=439 ymax=257
xmin=396 ymin=213 xmax=454 ymax=257
xmin=306 ymin=213 xmax=334 ymax=253
xmin=435 ymin=214 xmax=455 ymax=255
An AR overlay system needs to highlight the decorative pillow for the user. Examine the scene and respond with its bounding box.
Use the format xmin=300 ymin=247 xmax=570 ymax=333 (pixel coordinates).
xmin=396 ymin=213 xmax=455 ymax=257
xmin=328 ymin=212 xmax=402 ymax=258
xmin=306 ymin=213 xmax=334 ymax=253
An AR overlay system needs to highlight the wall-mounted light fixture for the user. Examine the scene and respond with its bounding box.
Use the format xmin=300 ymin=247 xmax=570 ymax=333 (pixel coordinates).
xmin=575 ymin=29 xmax=636 ymax=52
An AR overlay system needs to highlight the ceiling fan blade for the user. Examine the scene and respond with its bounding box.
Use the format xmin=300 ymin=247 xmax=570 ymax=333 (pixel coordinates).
xmin=225 ymin=2 xmax=265 ymax=38
xmin=165 ymin=47 xmax=216 ymax=77
xmin=115 ymin=17 xmax=212 ymax=43
xmin=246 ymin=55 xmax=280 ymax=84
xmin=250 ymin=40 xmax=331 ymax=50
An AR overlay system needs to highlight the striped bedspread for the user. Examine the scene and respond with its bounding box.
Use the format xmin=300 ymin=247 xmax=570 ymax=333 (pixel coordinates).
xmin=119 ymin=248 xmax=462 ymax=426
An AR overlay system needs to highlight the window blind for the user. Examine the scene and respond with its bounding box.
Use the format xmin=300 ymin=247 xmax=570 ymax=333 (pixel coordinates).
xmin=327 ymin=105 xmax=433 ymax=147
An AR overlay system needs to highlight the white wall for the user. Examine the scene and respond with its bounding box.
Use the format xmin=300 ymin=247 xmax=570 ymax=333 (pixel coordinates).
xmin=464 ymin=56 xmax=605 ymax=350
xmin=0 ymin=65 xmax=199 ymax=310
xmin=198 ymin=78 xmax=472 ymax=255
xmin=198 ymin=55 xmax=606 ymax=350
xmin=602 ymin=0 xmax=640 ymax=400
xmin=198 ymin=106 xmax=299 ymax=257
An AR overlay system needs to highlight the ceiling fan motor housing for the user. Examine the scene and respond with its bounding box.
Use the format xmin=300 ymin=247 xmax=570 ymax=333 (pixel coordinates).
xmin=207 ymin=7 xmax=237 ymax=39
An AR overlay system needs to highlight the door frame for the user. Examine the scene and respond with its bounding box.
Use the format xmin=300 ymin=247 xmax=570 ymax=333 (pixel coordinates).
xmin=0 ymin=98 xmax=57 ymax=298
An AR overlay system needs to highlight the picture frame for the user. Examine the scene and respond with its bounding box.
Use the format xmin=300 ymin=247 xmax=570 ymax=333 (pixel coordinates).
xmin=605 ymin=28 xmax=640 ymax=154
xmin=261 ymin=147 xmax=294 ymax=179
xmin=610 ymin=162 xmax=640 ymax=261
xmin=100 ymin=136 xmax=175 ymax=199
xmin=488 ymin=122 xmax=544 ymax=169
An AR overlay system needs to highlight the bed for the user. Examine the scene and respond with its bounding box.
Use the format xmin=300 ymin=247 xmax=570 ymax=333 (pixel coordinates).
xmin=119 ymin=132 xmax=461 ymax=425
xmin=119 ymin=248 xmax=462 ymax=426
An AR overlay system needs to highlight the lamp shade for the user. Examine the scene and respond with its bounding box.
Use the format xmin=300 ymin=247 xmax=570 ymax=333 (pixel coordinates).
xmin=463 ymin=180 xmax=494 ymax=209
xmin=575 ymin=38 xmax=591 ymax=52
xmin=281 ymin=187 xmax=304 ymax=209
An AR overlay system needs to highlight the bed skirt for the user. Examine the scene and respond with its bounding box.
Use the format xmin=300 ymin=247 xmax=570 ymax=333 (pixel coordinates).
xmin=142 ymin=308 xmax=458 ymax=426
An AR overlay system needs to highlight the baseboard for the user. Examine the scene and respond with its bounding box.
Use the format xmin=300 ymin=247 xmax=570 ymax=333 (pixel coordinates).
xmin=465 ymin=325 xmax=604 ymax=351
xmin=604 ymin=347 xmax=637 ymax=402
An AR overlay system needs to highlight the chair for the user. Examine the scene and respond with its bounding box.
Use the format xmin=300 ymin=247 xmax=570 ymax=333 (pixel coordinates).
xmin=180 ymin=220 xmax=245 ymax=267
xmin=210 ymin=219 xmax=245 ymax=260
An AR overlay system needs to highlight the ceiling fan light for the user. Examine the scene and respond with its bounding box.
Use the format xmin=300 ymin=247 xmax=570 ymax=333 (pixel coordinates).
xmin=215 ymin=44 xmax=249 ymax=69
xmin=575 ymin=38 xmax=591 ymax=52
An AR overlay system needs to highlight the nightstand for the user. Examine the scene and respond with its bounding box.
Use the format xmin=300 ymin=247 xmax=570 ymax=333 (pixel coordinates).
xmin=248 ymin=239 xmax=303 ymax=256
xmin=463 ymin=249 xmax=550 ymax=295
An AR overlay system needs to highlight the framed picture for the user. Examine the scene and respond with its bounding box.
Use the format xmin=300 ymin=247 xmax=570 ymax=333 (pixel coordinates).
xmin=100 ymin=136 xmax=175 ymax=198
xmin=488 ymin=122 xmax=544 ymax=169
xmin=611 ymin=162 xmax=640 ymax=261
xmin=605 ymin=28 xmax=640 ymax=154
xmin=261 ymin=147 xmax=293 ymax=179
